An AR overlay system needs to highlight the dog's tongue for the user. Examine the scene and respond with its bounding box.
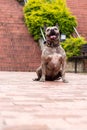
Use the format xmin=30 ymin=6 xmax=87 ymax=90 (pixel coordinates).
xmin=50 ymin=35 xmax=56 ymax=39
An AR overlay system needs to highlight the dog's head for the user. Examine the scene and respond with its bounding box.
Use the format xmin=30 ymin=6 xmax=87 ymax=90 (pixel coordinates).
xmin=45 ymin=26 xmax=60 ymax=41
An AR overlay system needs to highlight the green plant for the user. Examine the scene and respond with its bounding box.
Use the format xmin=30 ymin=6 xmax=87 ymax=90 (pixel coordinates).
xmin=61 ymin=37 xmax=87 ymax=59
xmin=23 ymin=0 xmax=77 ymax=41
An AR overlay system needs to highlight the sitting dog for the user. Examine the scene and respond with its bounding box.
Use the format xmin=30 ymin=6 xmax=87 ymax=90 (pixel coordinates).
xmin=34 ymin=26 xmax=68 ymax=82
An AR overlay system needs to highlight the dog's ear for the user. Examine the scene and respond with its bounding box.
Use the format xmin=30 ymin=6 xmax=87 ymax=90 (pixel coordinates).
xmin=43 ymin=24 xmax=47 ymax=31
xmin=55 ymin=23 xmax=59 ymax=29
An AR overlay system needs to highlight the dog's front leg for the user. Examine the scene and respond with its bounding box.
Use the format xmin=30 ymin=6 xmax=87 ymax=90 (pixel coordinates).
xmin=61 ymin=59 xmax=68 ymax=83
xmin=40 ymin=62 xmax=46 ymax=82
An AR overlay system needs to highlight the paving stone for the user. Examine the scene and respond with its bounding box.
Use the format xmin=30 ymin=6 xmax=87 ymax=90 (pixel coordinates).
xmin=0 ymin=72 xmax=87 ymax=130
xmin=4 ymin=124 xmax=49 ymax=130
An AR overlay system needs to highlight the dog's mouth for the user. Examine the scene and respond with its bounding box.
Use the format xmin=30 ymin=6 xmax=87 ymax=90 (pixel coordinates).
xmin=49 ymin=35 xmax=57 ymax=40
xmin=49 ymin=31 xmax=59 ymax=40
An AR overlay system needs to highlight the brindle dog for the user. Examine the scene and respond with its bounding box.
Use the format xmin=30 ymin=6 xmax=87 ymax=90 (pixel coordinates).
xmin=34 ymin=26 xmax=68 ymax=82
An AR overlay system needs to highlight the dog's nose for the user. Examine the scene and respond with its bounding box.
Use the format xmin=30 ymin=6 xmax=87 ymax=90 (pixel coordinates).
xmin=50 ymin=29 xmax=55 ymax=35
xmin=51 ymin=29 xmax=54 ymax=32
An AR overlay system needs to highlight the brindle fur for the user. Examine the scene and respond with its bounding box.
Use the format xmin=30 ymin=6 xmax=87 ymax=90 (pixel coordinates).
xmin=34 ymin=26 xmax=68 ymax=82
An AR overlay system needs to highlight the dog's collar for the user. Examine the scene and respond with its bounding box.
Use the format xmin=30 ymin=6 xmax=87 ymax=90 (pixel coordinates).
xmin=46 ymin=40 xmax=60 ymax=48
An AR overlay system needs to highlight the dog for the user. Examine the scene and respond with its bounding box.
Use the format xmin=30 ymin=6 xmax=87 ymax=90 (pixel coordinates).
xmin=34 ymin=25 xmax=68 ymax=83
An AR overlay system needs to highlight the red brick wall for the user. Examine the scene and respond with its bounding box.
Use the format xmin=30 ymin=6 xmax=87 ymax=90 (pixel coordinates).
xmin=0 ymin=0 xmax=87 ymax=71
xmin=66 ymin=0 xmax=87 ymax=39
xmin=0 ymin=0 xmax=41 ymax=71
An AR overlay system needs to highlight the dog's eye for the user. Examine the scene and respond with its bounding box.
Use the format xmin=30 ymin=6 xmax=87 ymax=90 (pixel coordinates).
xmin=46 ymin=28 xmax=50 ymax=32
xmin=54 ymin=27 xmax=58 ymax=30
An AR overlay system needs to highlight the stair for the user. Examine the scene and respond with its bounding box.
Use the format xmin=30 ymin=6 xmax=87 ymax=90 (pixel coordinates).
xmin=0 ymin=0 xmax=41 ymax=71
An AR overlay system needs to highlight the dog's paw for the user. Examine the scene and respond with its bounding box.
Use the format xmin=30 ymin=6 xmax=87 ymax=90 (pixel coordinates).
xmin=63 ymin=79 xmax=68 ymax=83
xmin=39 ymin=78 xmax=45 ymax=82
xmin=33 ymin=78 xmax=39 ymax=81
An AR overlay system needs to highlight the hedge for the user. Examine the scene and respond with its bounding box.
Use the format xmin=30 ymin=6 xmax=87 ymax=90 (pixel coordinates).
xmin=61 ymin=37 xmax=87 ymax=59
xmin=23 ymin=0 xmax=77 ymax=41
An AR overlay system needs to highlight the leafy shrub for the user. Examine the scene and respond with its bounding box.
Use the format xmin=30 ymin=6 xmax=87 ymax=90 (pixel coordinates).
xmin=61 ymin=37 xmax=87 ymax=59
xmin=23 ymin=0 xmax=77 ymax=41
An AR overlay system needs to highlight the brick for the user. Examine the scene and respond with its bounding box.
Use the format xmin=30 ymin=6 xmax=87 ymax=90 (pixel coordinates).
xmin=0 ymin=0 xmax=41 ymax=71
xmin=4 ymin=125 xmax=49 ymax=130
xmin=0 ymin=0 xmax=87 ymax=71
xmin=66 ymin=0 xmax=87 ymax=40
xmin=0 ymin=72 xmax=87 ymax=130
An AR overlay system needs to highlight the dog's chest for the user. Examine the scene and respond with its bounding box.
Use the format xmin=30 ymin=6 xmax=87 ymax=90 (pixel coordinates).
xmin=43 ymin=46 xmax=60 ymax=56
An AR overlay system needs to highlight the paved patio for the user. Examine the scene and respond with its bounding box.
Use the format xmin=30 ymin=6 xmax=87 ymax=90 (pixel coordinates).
xmin=0 ymin=72 xmax=87 ymax=130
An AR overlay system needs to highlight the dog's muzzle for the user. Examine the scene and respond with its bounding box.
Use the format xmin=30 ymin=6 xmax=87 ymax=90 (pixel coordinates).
xmin=49 ymin=29 xmax=58 ymax=40
xmin=46 ymin=27 xmax=59 ymax=40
